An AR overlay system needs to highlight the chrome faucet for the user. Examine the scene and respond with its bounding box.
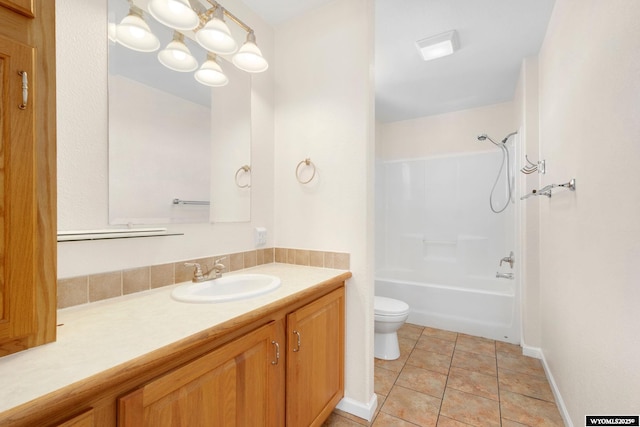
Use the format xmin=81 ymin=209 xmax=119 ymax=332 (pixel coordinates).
xmin=499 ymin=251 xmax=515 ymax=269
xmin=184 ymin=257 xmax=226 ymax=283
xmin=496 ymin=272 xmax=514 ymax=280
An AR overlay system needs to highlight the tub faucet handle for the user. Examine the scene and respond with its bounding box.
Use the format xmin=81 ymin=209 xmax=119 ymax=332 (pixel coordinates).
xmin=499 ymin=251 xmax=515 ymax=269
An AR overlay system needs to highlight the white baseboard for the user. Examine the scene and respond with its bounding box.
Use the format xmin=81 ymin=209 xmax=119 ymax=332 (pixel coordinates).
xmin=522 ymin=344 xmax=543 ymax=359
xmin=335 ymin=394 xmax=378 ymax=422
xmin=520 ymin=345 xmax=573 ymax=427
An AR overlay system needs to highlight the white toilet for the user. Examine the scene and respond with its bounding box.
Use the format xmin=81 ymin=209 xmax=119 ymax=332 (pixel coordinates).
xmin=374 ymin=296 xmax=410 ymax=360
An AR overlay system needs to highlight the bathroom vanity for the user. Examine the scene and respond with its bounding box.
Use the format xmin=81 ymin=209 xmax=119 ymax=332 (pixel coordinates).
xmin=0 ymin=264 xmax=349 ymax=427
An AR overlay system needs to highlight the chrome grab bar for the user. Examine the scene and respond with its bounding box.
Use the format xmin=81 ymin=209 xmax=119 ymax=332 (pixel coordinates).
xmin=172 ymin=198 xmax=210 ymax=205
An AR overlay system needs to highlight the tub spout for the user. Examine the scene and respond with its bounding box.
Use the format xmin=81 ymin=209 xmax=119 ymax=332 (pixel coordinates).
xmin=496 ymin=272 xmax=514 ymax=280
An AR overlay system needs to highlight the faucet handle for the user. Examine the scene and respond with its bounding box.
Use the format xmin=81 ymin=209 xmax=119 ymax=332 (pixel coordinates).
xmin=212 ymin=257 xmax=226 ymax=278
xmin=499 ymin=251 xmax=515 ymax=269
xmin=184 ymin=262 xmax=205 ymax=281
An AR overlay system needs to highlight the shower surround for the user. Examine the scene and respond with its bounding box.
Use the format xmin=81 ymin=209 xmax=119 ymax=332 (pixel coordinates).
xmin=375 ymin=149 xmax=519 ymax=342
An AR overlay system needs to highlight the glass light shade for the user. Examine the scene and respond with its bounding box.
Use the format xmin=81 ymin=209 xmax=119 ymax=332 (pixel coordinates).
xmin=195 ymin=54 xmax=229 ymax=87
xmin=158 ymin=38 xmax=198 ymax=72
xmin=232 ymin=33 xmax=268 ymax=73
xmin=117 ymin=9 xmax=160 ymax=52
xmin=148 ymin=0 xmax=199 ymax=31
xmin=108 ymin=22 xmax=118 ymax=43
xmin=195 ymin=9 xmax=237 ymax=55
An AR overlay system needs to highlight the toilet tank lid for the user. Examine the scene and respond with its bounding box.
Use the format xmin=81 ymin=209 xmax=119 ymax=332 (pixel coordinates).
xmin=375 ymin=296 xmax=409 ymax=315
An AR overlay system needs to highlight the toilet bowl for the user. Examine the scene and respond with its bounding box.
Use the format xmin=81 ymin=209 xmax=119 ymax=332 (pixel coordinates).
xmin=374 ymin=296 xmax=410 ymax=360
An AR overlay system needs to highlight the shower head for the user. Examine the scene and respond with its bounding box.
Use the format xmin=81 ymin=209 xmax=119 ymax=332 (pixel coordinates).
xmin=477 ymin=134 xmax=499 ymax=146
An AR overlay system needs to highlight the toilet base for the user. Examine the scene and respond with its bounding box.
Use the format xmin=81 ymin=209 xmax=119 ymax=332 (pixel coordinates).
xmin=374 ymin=331 xmax=400 ymax=360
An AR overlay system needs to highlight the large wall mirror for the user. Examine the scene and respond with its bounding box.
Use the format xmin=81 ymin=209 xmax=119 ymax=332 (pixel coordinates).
xmin=107 ymin=0 xmax=251 ymax=225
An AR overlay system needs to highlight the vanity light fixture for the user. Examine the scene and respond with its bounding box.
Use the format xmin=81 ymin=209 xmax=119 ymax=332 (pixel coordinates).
xmin=416 ymin=30 xmax=459 ymax=61
xmin=158 ymin=32 xmax=198 ymax=72
xmin=194 ymin=53 xmax=229 ymax=87
xmin=114 ymin=0 xmax=269 ymax=86
xmin=148 ymin=0 xmax=200 ymax=31
xmin=116 ymin=5 xmax=160 ymax=52
xmin=196 ymin=6 xmax=238 ymax=55
xmin=232 ymin=31 xmax=269 ymax=73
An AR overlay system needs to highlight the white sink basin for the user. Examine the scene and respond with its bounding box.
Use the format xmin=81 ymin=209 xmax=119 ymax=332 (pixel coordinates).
xmin=171 ymin=274 xmax=281 ymax=303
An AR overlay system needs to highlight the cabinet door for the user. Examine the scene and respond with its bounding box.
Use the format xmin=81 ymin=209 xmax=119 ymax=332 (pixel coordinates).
xmin=56 ymin=409 xmax=95 ymax=427
xmin=0 ymin=35 xmax=38 ymax=355
xmin=119 ymin=321 xmax=284 ymax=427
xmin=0 ymin=0 xmax=35 ymax=18
xmin=286 ymin=287 xmax=345 ymax=427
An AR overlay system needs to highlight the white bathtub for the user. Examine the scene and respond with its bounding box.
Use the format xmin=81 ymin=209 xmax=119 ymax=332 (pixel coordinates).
xmin=375 ymin=271 xmax=520 ymax=343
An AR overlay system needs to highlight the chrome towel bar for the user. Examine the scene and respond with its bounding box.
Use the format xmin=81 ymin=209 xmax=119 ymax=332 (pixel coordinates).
xmin=520 ymin=178 xmax=576 ymax=200
xmin=172 ymin=198 xmax=210 ymax=205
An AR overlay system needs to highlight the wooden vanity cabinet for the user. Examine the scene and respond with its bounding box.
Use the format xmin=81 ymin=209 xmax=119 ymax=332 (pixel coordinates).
xmin=0 ymin=281 xmax=346 ymax=426
xmin=119 ymin=321 xmax=285 ymax=427
xmin=118 ymin=286 xmax=345 ymax=427
xmin=287 ymin=287 xmax=345 ymax=427
xmin=55 ymin=409 xmax=95 ymax=427
xmin=0 ymin=0 xmax=57 ymax=357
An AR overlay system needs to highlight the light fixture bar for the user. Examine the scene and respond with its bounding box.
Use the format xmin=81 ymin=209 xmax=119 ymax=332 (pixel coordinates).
xmin=204 ymin=0 xmax=251 ymax=33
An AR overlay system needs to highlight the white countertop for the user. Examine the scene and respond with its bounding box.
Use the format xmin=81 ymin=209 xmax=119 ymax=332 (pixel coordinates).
xmin=0 ymin=263 xmax=350 ymax=414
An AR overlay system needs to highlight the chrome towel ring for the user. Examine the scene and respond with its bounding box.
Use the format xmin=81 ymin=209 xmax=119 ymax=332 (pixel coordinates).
xmin=235 ymin=165 xmax=251 ymax=188
xmin=295 ymin=158 xmax=316 ymax=184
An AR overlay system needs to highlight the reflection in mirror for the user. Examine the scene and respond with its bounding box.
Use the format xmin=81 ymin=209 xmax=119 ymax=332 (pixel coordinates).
xmin=108 ymin=0 xmax=251 ymax=225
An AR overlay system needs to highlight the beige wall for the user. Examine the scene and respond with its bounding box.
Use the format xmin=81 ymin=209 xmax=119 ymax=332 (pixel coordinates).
xmin=537 ymin=0 xmax=640 ymax=423
xmin=274 ymin=0 xmax=376 ymax=415
xmin=56 ymin=0 xmax=275 ymax=278
xmin=58 ymin=0 xmax=377 ymax=417
xmin=377 ymin=101 xmax=515 ymax=160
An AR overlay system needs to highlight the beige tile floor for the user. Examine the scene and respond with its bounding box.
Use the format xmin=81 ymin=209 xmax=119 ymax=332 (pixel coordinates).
xmin=324 ymin=323 xmax=565 ymax=427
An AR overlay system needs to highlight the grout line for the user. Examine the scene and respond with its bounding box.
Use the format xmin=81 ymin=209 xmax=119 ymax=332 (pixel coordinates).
xmin=495 ymin=340 xmax=504 ymax=426
xmin=337 ymin=325 xmax=563 ymax=427
xmin=437 ymin=331 xmax=457 ymax=422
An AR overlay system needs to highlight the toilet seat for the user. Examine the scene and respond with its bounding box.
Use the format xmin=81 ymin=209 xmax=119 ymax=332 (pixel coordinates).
xmin=374 ymin=296 xmax=409 ymax=316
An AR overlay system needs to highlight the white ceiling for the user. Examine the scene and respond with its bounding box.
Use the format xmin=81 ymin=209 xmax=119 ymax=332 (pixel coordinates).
xmin=240 ymin=0 xmax=556 ymax=123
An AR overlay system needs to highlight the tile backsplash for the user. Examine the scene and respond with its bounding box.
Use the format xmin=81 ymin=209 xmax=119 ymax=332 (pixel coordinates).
xmin=57 ymin=248 xmax=350 ymax=309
